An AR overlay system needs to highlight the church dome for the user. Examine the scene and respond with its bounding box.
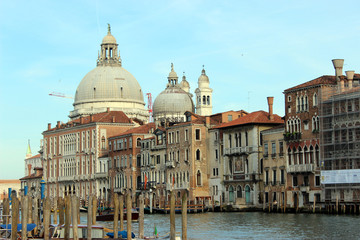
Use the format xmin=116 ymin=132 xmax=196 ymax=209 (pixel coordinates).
xmin=153 ymin=64 xmax=194 ymax=123
xmin=73 ymin=66 xmax=144 ymax=104
xmin=69 ymin=25 xmax=148 ymax=122
xmin=198 ymin=67 xmax=210 ymax=88
xmin=153 ymin=87 xmax=194 ymax=119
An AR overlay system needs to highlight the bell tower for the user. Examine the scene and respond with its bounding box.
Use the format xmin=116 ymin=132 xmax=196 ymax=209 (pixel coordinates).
xmin=195 ymin=66 xmax=213 ymax=116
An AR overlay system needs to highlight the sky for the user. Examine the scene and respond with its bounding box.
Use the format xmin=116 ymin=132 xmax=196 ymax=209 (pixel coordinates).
xmin=1 ymin=0 xmax=360 ymax=179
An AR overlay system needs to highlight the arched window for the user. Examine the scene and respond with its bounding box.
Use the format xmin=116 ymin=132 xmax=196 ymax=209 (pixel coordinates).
xmin=298 ymin=146 xmax=303 ymax=164
xmin=207 ymin=96 xmax=210 ymax=105
xmin=203 ymin=95 xmax=206 ymax=105
xmin=196 ymin=149 xmax=201 ymax=160
xmin=288 ymin=147 xmax=292 ymax=165
xmin=315 ymin=145 xmax=320 ymax=167
xmin=293 ymin=147 xmax=297 ymax=165
xmin=101 ymin=136 xmax=105 ymax=149
xmin=197 ymin=170 xmax=201 ymax=186
xmin=137 ymin=138 xmax=141 ymax=147
xmin=237 ymin=185 xmax=242 ymax=198
xmin=305 ymin=95 xmax=308 ymax=111
xmin=309 ymin=145 xmax=314 ymax=164
xmin=297 ymin=96 xmax=300 ymax=112
xmin=229 ymin=185 xmax=234 ymax=202
xmin=301 ymin=96 xmax=304 ymax=111
xmin=313 ymin=93 xmax=318 ymax=106
xmin=304 ymin=146 xmax=308 ymax=164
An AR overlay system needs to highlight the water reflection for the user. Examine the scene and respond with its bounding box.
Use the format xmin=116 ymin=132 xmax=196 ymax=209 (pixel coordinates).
xmin=80 ymin=212 xmax=360 ymax=240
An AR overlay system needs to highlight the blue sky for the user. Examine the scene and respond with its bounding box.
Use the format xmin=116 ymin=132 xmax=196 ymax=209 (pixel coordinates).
xmin=1 ymin=0 xmax=360 ymax=179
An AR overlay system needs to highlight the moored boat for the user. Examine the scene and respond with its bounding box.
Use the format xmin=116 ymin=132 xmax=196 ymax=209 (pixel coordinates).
xmin=96 ymin=209 xmax=139 ymax=222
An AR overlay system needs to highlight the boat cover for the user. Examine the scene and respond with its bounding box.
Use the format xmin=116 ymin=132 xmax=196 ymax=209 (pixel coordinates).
xmin=106 ymin=230 xmax=135 ymax=238
xmin=0 ymin=223 xmax=37 ymax=232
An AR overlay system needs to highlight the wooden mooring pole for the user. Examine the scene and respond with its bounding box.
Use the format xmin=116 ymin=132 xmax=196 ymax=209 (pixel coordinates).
xmin=170 ymin=191 xmax=175 ymax=240
xmin=64 ymin=195 xmax=71 ymax=239
xmin=119 ymin=195 xmax=124 ymax=231
xmin=126 ymin=192 xmax=132 ymax=240
xmin=71 ymin=196 xmax=79 ymax=240
xmin=182 ymin=191 xmax=187 ymax=240
xmin=44 ymin=197 xmax=51 ymax=240
xmin=11 ymin=195 xmax=19 ymax=240
xmin=139 ymin=194 xmax=144 ymax=239
xmin=113 ymin=193 xmax=119 ymax=239
xmin=59 ymin=197 xmax=65 ymax=225
xmin=21 ymin=195 xmax=29 ymax=240
xmin=53 ymin=197 xmax=58 ymax=224
xmin=87 ymin=195 xmax=93 ymax=240
xmin=92 ymin=196 xmax=97 ymax=225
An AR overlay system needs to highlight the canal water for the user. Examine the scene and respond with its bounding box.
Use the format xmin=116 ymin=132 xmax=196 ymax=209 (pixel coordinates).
xmin=80 ymin=212 xmax=360 ymax=239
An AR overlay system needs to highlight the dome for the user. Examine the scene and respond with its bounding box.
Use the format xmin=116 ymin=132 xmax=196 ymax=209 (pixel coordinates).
xmin=69 ymin=25 xmax=148 ymax=121
xmin=198 ymin=68 xmax=209 ymax=83
xmin=74 ymin=66 xmax=144 ymax=104
xmin=102 ymin=33 xmax=117 ymax=44
xmin=153 ymin=87 xmax=195 ymax=120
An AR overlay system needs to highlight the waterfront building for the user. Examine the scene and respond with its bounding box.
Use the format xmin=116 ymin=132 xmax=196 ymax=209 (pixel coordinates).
xmin=42 ymin=110 xmax=135 ymax=200
xmin=208 ymin=110 xmax=248 ymax=207
xmin=107 ymin=122 xmax=156 ymax=202
xmin=20 ymin=149 xmax=43 ymax=197
xmin=139 ymin=127 xmax=167 ymax=207
xmin=0 ymin=180 xmax=21 ymax=200
xmin=214 ymin=97 xmax=283 ymax=208
xmin=319 ymin=59 xmax=360 ymax=206
xmin=283 ymin=68 xmax=339 ymax=209
xmin=261 ymin=125 xmax=286 ymax=211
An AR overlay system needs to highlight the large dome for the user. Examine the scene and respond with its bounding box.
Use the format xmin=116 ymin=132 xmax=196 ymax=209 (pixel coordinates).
xmin=69 ymin=26 xmax=148 ymax=122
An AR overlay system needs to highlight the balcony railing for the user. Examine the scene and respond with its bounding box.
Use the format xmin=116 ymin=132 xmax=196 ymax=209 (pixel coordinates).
xmin=95 ymin=172 xmax=108 ymax=179
xmin=283 ymin=132 xmax=302 ymax=142
xmin=165 ymin=161 xmax=175 ymax=168
xmin=224 ymin=146 xmax=257 ymax=155
xmin=166 ymin=182 xmax=189 ymax=191
xmin=287 ymin=164 xmax=315 ymax=173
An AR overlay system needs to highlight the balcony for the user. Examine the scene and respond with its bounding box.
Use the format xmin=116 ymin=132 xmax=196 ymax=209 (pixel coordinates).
xmin=95 ymin=172 xmax=108 ymax=179
xmin=224 ymin=146 xmax=257 ymax=155
xmin=58 ymin=176 xmax=76 ymax=182
xmin=166 ymin=182 xmax=189 ymax=191
xmin=287 ymin=164 xmax=315 ymax=173
xmin=300 ymin=185 xmax=310 ymax=192
xmin=284 ymin=132 xmax=302 ymax=142
xmin=165 ymin=161 xmax=175 ymax=168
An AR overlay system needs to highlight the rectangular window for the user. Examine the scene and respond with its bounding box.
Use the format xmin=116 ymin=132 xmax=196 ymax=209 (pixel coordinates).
xmin=265 ymin=171 xmax=269 ymax=185
xmin=315 ymin=175 xmax=320 ymax=186
xmin=273 ymin=170 xmax=277 ymax=184
xmin=279 ymin=142 xmax=284 ymax=156
xmin=280 ymin=169 xmax=285 ymax=184
xmin=271 ymin=142 xmax=276 ymax=157
xmin=195 ymin=129 xmax=201 ymax=140
xmin=245 ymin=132 xmax=248 ymax=146
xmin=176 ymin=131 xmax=179 ymax=143
xmin=157 ymin=155 xmax=161 ymax=164
xmin=228 ymin=115 xmax=233 ymax=122
xmin=264 ymin=143 xmax=268 ymax=156
xmin=215 ymin=149 xmax=218 ymax=160
xmin=185 ymin=129 xmax=188 ymax=141
xmin=293 ymin=176 xmax=298 ymax=187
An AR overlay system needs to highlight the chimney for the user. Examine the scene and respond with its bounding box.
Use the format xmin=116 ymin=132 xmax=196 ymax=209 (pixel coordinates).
xmin=267 ymin=97 xmax=274 ymax=121
xmin=346 ymin=70 xmax=355 ymax=89
xmin=112 ymin=116 xmax=116 ymax=123
xmin=107 ymin=107 xmax=110 ymax=113
xmin=205 ymin=116 xmax=210 ymax=127
xmin=57 ymin=121 xmax=60 ymax=128
xmin=90 ymin=114 xmax=93 ymax=122
xmin=48 ymin=123 xmax=51 ymax=130
xmin=80 ymin=116 xmax=84 ymax=124
xmin=332 ymin=59 xmax=344 ymax=80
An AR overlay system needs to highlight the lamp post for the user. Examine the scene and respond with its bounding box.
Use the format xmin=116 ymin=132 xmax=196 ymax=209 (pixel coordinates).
xmin=40 ymin=179 xmax=45 ymax=200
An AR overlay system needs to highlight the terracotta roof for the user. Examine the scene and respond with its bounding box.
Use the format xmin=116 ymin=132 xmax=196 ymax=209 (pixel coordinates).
xmin=213 ymin=111 xmax=283 ymax=129
xmin=47 ymin=111 xmax=132 ymax=131
xmin=284 ymin=75 xmax=337 ymax=92
xmin=110 ymin=122 xmax=156 ymax=138
xmin=284 ymin=74 xmax=360 ymax=92
xmin=20 ymin=173 xmax=43 ymax=180
xmin=27 ymin=154 xmax=41 ymax=160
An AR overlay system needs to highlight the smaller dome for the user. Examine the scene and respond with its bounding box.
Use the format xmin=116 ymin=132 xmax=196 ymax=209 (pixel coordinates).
xmin=180 ymin=75 xmax=190 ymax=87
xmin=198 ymin=68 xmax=209 ymax=83
xmin=168 ymin=63 xmax=178 ymax=79
xmin=102 ymin=33 xmax=117 ymax=44
xmin=102 ymin=24 xmax=117 ymax=44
